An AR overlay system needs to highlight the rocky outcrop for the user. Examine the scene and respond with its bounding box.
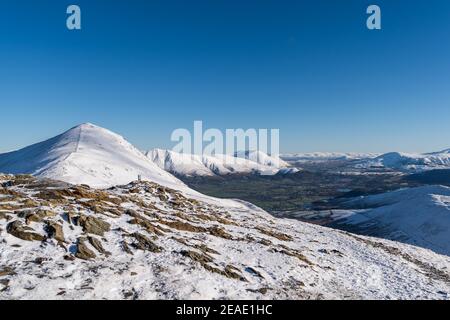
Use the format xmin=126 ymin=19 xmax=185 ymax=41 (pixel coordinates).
xmin=46 ymin=221 xmax=65 ymax=242
xmin=6 ymin=221 xmax=45 ymax=242
xmin=78 ymin=215 xmax=111 ymax=236
xmin=75 ymin=237 xmax=97 ymax=260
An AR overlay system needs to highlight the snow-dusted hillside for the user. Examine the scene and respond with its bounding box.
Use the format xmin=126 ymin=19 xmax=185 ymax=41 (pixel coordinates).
xmin=330 ymin=186 xmax=450 ymax=256
xmin=147 ymin=149 xmax=286 ymax=177
xmin=356 ymin=151 xmax=450 ymax=172
xmin=0 ymin=174 xmax=449 ymax=300
xmin=0 ymin=124 xmax=183 ymax=189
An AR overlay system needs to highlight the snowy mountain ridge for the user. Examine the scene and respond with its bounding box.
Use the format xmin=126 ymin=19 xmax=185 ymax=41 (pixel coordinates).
xmin=357 ymin=151 xmax=450 ymax=172
xmin=147 ymin=148 xmax=289 ymax=177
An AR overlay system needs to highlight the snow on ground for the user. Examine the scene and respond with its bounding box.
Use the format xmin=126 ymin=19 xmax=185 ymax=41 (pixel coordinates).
xmin=329 ymin=185 xmax=450 ymax=256
xmin=0 ymin=175 xmax=449 ymax=300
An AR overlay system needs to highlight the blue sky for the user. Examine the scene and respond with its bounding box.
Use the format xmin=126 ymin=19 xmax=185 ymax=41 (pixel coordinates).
xmin=0 ymin=0 xmax=449 ymax=153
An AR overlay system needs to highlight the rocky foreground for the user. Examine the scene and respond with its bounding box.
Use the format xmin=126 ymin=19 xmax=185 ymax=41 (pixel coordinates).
xmin=0 ymin=174 xmax=449 ymax=300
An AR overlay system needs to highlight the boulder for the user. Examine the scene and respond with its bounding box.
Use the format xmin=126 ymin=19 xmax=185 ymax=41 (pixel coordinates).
xmin=6 ymin=220 xmax=45 ymax=242
xmin=46 ymin=222 xmax=65 ymax=242
xmin=78 ymin=215 xmax=111 ymax=236
xmin=75 ymin=238 xmax=97 ymax=260
xmin=88 ymin=236 xmax=110 ymax=256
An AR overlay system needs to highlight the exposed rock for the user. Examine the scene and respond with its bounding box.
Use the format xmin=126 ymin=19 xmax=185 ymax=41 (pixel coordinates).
xmin=131 ymin=233 xmax=162 ymax=252
xmin=78 ymin=215 xmax=111 ymax=236
xmin=6 ymin=221 xmax=45 ymax=242
xmin=21 ymin=199 xmax=39 ymax=208
xmin=0 ymin=266 xmax=15 ymax=277
xmin=21 ymin=209 xmax=57 ymax=225
xmin=209 ymin=226 xmax=233 ymax=240
xmin=128 ymin=218 xmax=164 ymax=236
xmin=65 ymin=212 xmax=78 ymax=225
xmin=273 ymin=246 xmax=313 ymax=266
xmin=75 ymin=238 xmax=97 ymax=260
xmin=196 ymin=213 xmax=237 ymax=226
xmin=179 ymin=250 xmax=245 ymax=281
xmin=0 ymin=212 xmax=12 ymax=221
xmin=121 ymin=241 xmax=133 ymax=255
xmin=88 ymin=236 xmax=110 ymax=256
xmin=256 ymin=227 xmax=293 ymax=241
xmin=64 ymin=255 xmax=76 ymax=261
xmin=159 ymin=219 xmax=207 ymax=233
xmin=46 ymin=222 xmax=65 ymax=242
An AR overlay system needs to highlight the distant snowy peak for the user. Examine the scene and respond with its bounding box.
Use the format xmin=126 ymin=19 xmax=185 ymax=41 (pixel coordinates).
xmin=427 ymin=148 xmax=450 ymax=155
xmin=0 ymin=123 xmax=183 ymax=189
xmin=282 ymin=149 xmax=450 ymax=172
xmin=147 ymin=149 xmax=291 ymax=177
xmin=360 ymin=151 xmax=450 ymax=172
xmin=281 ymin=152 xmax=378 ymax=162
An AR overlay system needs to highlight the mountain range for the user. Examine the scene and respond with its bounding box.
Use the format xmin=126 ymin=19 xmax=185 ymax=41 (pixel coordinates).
xmin=282 ymin=150 xmax=450 ymax=172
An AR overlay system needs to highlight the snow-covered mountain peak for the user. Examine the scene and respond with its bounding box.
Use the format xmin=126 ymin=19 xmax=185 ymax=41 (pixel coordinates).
xmin=0 ymin=124 xmax=184 ymax=189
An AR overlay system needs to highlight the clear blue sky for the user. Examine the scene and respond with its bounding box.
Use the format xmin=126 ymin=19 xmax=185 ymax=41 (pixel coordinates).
xmin=1 ymin=0 xmax=449 ymax=153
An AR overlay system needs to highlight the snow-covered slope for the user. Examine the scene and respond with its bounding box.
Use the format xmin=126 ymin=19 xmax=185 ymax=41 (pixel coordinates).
xmin=0 ymin=174 xmax=449 ymax=300
xmin=147 ymin=149 xmax=284 ymax=177
xmin=330 ymin=186 xmax=450 ymax=256
xmin=150 ymin=149 xmax=215 ymax=177
xmin=0 ymin=123 xmax=183 ymax=189
xmin=357 ymin=151 xmax=450 ymax=172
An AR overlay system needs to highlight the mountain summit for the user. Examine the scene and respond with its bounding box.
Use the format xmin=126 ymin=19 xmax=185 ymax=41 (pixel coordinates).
xmin=0 ymin=123 xmax=182 ymax=188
